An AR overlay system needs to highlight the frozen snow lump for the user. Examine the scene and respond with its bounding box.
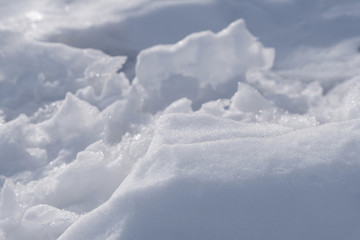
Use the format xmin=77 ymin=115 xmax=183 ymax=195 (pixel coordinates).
xmin=135 ymin=19 xmax=274 ymax=112
xmin=0 ymin=30 xmax=112 ymax=121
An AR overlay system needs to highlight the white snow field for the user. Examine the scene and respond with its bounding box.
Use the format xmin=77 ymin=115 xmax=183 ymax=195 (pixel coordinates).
xmin=1 ymin=0 xmax=360 ymax=239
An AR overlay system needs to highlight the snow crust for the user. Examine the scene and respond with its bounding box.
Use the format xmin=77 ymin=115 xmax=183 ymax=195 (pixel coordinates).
xmin=1 ymin=0 xmax=360 ymax=239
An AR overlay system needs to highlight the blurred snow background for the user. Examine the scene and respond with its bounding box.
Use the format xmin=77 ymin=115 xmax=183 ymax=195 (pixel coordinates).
xmin=1 ymin=0 xmax=360 ymax=239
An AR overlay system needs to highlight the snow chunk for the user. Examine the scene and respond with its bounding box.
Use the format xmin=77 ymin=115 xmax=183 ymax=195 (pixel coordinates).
xmin=0 ymin=180 xmax=18 ymax=220
xmin=135 ymin=19 xmax=274 ymax=112
xmin=0 ymin=31 xmax=109 ymax=121
xmin=41 ymin=93 xmax=102 ymax=144
xmin=310 ymin=77 xmax=360 ymax=122
xmin=0 ymin=116 xmax=48 ymax=177
xmin=230 ymin=82 xmax=272 ymax=113
xmin=76 ymin=56 xmax=129 ymax=110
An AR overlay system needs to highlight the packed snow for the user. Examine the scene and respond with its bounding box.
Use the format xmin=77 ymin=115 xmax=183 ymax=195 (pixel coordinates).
xmin=1 ymin=0 xmax=360 ymax=239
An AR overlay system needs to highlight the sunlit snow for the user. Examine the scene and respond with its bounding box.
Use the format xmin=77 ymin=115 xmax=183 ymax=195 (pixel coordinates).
xmin=1 ymin=0 xmax=360 ymax=239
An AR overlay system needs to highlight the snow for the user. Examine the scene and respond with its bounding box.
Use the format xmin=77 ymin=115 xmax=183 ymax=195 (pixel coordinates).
xmin=1 ymin=0 xmax=360 ymax=239
xmin=60 ymin=116 xmax=360 ymax=240
xmin=135 ymin=19 xmax=274 ymax=112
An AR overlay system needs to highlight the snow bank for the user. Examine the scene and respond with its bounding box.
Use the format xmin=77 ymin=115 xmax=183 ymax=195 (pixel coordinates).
xmin=59 ymin=113 xmax=360 ymax=240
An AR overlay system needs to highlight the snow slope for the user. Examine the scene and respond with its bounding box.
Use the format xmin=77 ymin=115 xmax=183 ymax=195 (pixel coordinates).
xmin=1 ymin=0 xmax=360 ymax=239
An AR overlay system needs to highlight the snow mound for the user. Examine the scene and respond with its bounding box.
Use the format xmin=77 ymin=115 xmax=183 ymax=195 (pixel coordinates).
xmin=1 ymin=1 xmax=360 ymax=239
xmin=59 ymin=113 xmax=360 ymax=240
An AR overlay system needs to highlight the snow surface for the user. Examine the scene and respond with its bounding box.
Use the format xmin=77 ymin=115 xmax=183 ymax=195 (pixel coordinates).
xmin=1 ymin=0 xmax=360 ymax=239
